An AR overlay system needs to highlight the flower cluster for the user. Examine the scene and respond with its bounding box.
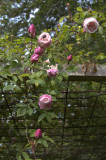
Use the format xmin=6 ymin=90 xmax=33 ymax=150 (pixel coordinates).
xmin=28 ymin=24 xmax=52 ymax=63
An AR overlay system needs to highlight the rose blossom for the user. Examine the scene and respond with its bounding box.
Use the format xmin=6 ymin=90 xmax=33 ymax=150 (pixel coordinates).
xmin=67 ymin=55 xmax=72 ymax=61
xmin=28 ymin=24 xmax=35 ymax=37
xmin=31 ymin=54 xmax=39 ymax=63
xmin=34 ymin=47 xmax=44 ymax=56
xmin=47 ymin=69 xmax=58 ymax=77
xmin=38 ymin=32 xmax=52 ymax=48
xmin=38 ymin=94 xmax=53 ymax=109
xmin=83 ymin=17 xmax=99 ymax=33
xmin=35 ymin=129 xmax=42 ymax=139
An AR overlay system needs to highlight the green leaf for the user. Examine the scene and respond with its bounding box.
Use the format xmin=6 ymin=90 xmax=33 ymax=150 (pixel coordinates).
xmin=20 ymin=73 xmax=29 ymax=77
xmin=17 ymin=107 xmax=26 ymax=117
xmin=59 ymin=16 xmax=65 ymax=23
xmin=27 ymin=106 xmax=33 ymax=116
xmin=44 ymin=136 xmax=55 ymax=143
xmin=49 ymin=112 xmax=58 ymax=118
xmin=66 ymin=65 xmax=78 ymax=73
xmin=98 ymin=26 xmax=103 ymax=34
xmin=22 ymin=152 xmax=30 ymax=160
xmin=38 ymin=113 xmax=46 ymax=123
xmin=17 ymin=154 xmax=22 ymax=160
xmin=51 ymin=80 xmax=55 ymax=86
xmin=30 ymin=130 xmax=35 ymax=137
xmin=85 ymin=33 xmax=91 ymax=40
xmin=3 ymin=85 xmax=15 ymax=91
xmin=42 ymin=140 xmax=48 ymax=147
xmin=13 ymin=76 xmax=18 ymax=82
xmin=77 ymin=7 xmax=82 ymax=12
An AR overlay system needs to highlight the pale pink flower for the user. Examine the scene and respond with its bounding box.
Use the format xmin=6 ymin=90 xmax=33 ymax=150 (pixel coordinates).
xmin=67 ymin=55 xmax=72 ymax=61
xmin=34 ymin=47 xmax=44 ymax=56
xmin=47 ymin=69 xmax=58 ymax=77
xmin=38 ymin=94 xmax=53 ymax=109
xmin=83 ymin=17 xmax=99 ymax=33
xmin=38 ymin=32 xmax=52 ymax=48
xmin=31 ymin=54 xmax=39 ymax=63
xmin=28 ymin=24 xmax=36 ymax=37
xmin=35 ymin=129 xmax=42 ymax=139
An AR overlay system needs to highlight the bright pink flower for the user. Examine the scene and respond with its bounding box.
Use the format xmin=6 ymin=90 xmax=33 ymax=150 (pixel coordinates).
xmin=34 ymin=47 xmax=44 ymax=56
xmin=83 ymin=17 xmax=99 ymax=33
xmin=38 ymin=94 xmax=53 ymax=109
xmin=38 ymin=32 xmax=52 ymax=48
xmin=28 ymin=24 xmax=35 ymax=37
xmin=47 ymin=69 xmax=58 ymax=77
xmin=31 ymin=54 xmax=39 ymax=63
xmin=67 ymin=55 xmax=72 ymax=61
xmin=35 ymin=129 xmax=42 ymax=139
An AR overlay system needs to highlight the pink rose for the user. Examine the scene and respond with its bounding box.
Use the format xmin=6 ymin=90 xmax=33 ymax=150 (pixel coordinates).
xmin=38 ymin=32 xmax=52 ymax=48
xmin=34 ymin=47 xmax=44 ymax=56
xmin=28 ymin=24 xmax=36 ymax=37
xmin=35 ymin=129 xmax=42 ymax=139
xmin=67 ymin=55 xmax=72 ymax=61
xmin=47 ymin=69 xmax=58 ymax=77
xmin=83 ymin=17 xmax=99 ymax=33
xmin=38 ymin=94 xmax=53 ymax=109
xmin=31 ymin=54 xmax=39 ymax=63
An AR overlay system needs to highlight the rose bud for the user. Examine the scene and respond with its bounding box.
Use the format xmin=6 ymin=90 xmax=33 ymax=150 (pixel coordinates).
xmin=44 ymin=59 xmax=50 ymax=64
xmin=38 ymin=94 xmax=53 ymax=109
xmin=83 ymin=17 xmax=99 ymax=33
xmin=28 ymin=24 xmax=36 ymax=37
xmin=35 ymin=129 xmax=42 ymax=139
xmin=38 ymin=32 xmax=52 ymax=48
xmin=67 ymin=55 xmax=72 ymax=61
xmin=31 ymin=54 xmax=39 ymax=63
xmin=47 ymin=69 xmax=58 ymax=77
xmin=34 ymin=47 xmax=44 ymax=56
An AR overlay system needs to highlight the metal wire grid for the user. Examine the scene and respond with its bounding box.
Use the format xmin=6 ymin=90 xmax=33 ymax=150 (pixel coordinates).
xmin=0 ymin=81 xmax=106 ymax=160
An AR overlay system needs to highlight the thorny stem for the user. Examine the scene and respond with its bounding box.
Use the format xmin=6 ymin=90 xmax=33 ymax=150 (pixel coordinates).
xmin=30 ymin=36 xmax=33 ymax=52
xmin=25 ymin=116 xmax=37 ymax=159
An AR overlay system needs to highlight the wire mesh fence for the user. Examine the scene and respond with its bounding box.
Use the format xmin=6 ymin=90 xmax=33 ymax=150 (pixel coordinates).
xmin=0 ymin=81 xmax=106 ymax=160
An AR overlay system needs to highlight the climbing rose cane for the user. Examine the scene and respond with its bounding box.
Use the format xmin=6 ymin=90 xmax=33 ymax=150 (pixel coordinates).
xmin=38 ymin=32 xmax=52 ymax=48
xmin=47 ymin=69 xmax=58 ymax=77
xmin=34 ymin=47 xmax=44 ymax=56
xmin=28 ymin=24 xmax=36 ymax=37
xmin=67 ymin=55 xmax=72 ymax=61
xmin=38 ymin=94 xmax=53 ymax=109
xmin=31 ymin=54 xmax=39 ymax=63
xmin=35 ymin=129 xmax=42 ymax=139
xmin=83 ymin=17 xmax=99 ymax=33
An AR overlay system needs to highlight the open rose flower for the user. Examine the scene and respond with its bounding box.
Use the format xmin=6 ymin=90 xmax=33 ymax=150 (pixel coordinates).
xmin=34 ymin=47 xmax=44 ymax=56
xmin=38 ymin=32 xmax=52 ymax=48
xmin=31 ymin=54 xmax=39 ymax=63
xmin=47 ymin=69 xmax=58 ymax=77
xmin=83 ymin=17 xmax=99 ymax=33
xmin=38 ymin=94 xmax=53 ymax=109
xmin=35 ymin=129 xmax=42 ymax=139
xmin=28 ymin=24 xmax=36 ymax=37
xmin=67 ymin=55 xmax=72 ymax=61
